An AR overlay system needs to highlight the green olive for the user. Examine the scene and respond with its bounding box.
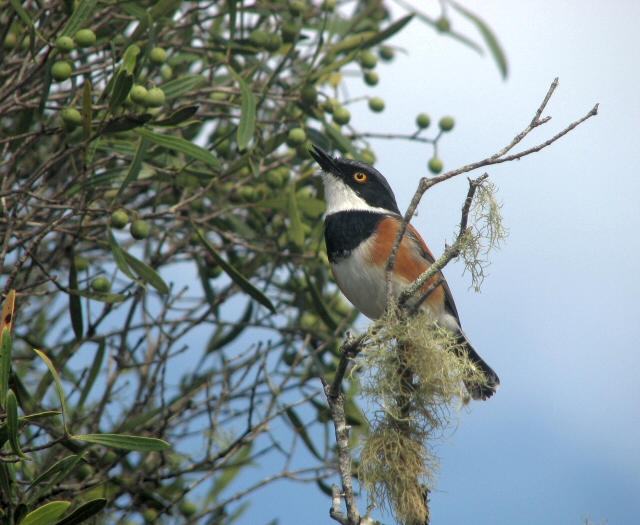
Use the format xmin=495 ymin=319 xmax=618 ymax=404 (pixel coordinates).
xmin=56 ymin=36 xmax=75 ymax=53
xmin=110 ymin=210 xmax=129 ymax=229
xmin=249 ymin=29 xmax=268 ymax=48
xmin=363 ymin=71 xmax=379 ymax=86
xmin=378 ymin=46 xmax=394 ymax=61
xmin=287 ymin=128 xmax=307 ymax=147
xmin=130 ymin=219 xmax=150 ymax=239
xmin=439 ymin=116 xmax=455 ymax=132
xmin=143 ymin=87 xmax=166 ymax=108
xmin=368 ymin=97 xmax=385 ymax=113
xmin=130 ymin=85 xmax=148 ymax=105
xmin=149 ymin=47 xmax=167 ymax=65
xmin=264 ymin=34 xmax=283 ymax=52
xmin=178 ymin=501 xmax=197 ymax=518
xmin=359 ymin=50 xmax=378 ymax=69
xmin=301 ymin=85 xmax=318 ymax=105
xmin=332 ymin=107 xmax=351 ymax=126
xmin=416 ymin=113 xmax=431 ymax=129
xmin=74 ymin=257 xmax=89 ymax=272
xmin=91 ymin=277 xmax=111 ymax=293
xmin=281 ymin=20 xmax=301 ymax=43
xmin=51 ymin=61 xmax=72 ymax=82
xmin=61 ymin=107 xmax=82 ymax=126
xmin=74 ymin=29 xmax=96 ymax=48
xmin=428 ymin=157 xmax=443 ymax=174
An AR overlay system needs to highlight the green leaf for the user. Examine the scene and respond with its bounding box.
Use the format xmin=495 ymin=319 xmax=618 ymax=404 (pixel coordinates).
xmin=305 ymin=275 xmax=339 ymax=331
xmin=160 ymin=74 xmax=206 ymax=100
xmin=62 ymin=0 xmax=99 ymax=37
xmin=115 ymin=135 xmax=150 ymax=201
xmin=121 ymin=44 xmax=141 ymax=74
xmin=27 ymin=454 xmax=86 ymax=500
xmin=15 ymin=503 xmax=29 ymax=525
xmin=102 ymin=114 xmax=153 ymax=134
xmin=450 ymin=1 xmax=508 ymax=78
xmin=121 ymin=251 xmax=170 ymax=294
xmin=285 ymin=408 xmax=322 ymax=460
xmin=73 ymin=434 xmax=170 ymax=451
xmin=66 ymin=289 xmax=127 ymax=303
xmin=9 ymin=0 xmax=34 ymax=29
xmin=134 ymin=128 xmax=221 ymax=168
xmin=68 ymin=254 xmax=83 ymax=340
xmin=78 ymin=339 xmax=105 ymax=408
xmin=109 ymin=71 xmax=134 ymax=111
xmin=206 ymin=302 xmax=253 ymax=353
xmin=194 ymin=226 xmax=276 ymax=314
xmin=287 ymin=186 xmax=305 ymax=246
xmin=229 ymin=69 xmax=256 ymax=151
xmin=21 ymin=501 xmax=71 ymax=525
xmin=81 ymin=80 xmax=92 ymax=144
xmin=153 ymin=105 xmax=199 ymax=127
xmin=0 ymin=327 xmax=12 ymax=409
xmin=52 ymin=499 xmax=107 ymax=525
xmin=106 ymin=225 xmax=141 ymax=285
xmin=96 ymin=139 xmax=138 ymax=158
xmin=361 ymin=13 xmax=414 ymax=48
xmin=310 ymin=48 xmax=359 ymax=82
xmin=305 ymin=128 xmax=332 ymax=153
xmin=33 ymin=349 xmax=68 ymax=432
xmin=324 ymin=123 xmax=357 ymax=155
xmin=7 ymin=390 xmax=28 ymax=459
xmin=118 ymin=406 xmax=164 ymax=433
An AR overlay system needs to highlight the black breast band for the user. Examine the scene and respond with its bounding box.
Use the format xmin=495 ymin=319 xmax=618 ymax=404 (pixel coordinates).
xmin=324 ymin=211 xmax=386 ymax=263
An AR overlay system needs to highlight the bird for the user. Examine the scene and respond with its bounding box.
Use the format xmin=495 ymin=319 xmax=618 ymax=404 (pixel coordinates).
xmin=309 ymin=145 xmax=499 ymax=400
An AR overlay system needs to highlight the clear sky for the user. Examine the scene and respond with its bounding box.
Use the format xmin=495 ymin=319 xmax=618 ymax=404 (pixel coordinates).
xmin=239 ymin=1 xmax=640 ymax=523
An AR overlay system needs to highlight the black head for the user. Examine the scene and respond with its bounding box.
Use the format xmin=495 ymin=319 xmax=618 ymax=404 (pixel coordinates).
xmin=309 ymin=145 xmax=401 ymax=215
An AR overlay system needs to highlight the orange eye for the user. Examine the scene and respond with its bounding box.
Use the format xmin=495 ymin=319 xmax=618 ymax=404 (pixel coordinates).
xmin=354 ymin=172 xmax=367 ymax=183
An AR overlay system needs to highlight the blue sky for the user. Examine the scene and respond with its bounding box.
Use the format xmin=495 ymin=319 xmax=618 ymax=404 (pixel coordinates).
xmin=238 ymin=1 xmax=640 ymax=523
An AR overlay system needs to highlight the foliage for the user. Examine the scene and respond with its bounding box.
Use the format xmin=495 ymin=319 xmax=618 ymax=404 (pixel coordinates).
xmin=0 ymin=0 xmax=507 ymax=523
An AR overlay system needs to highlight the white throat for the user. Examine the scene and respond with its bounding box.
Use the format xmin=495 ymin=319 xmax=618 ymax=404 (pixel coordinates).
xmin=322 ymin=173 xmax=389 ymax=215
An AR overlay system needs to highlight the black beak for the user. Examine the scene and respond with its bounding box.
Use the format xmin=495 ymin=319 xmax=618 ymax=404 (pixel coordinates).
xmin=309 ymin=145 xmax=341 ymax=176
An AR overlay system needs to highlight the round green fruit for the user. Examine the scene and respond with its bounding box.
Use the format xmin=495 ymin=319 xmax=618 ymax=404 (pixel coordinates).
xmin=363 ymin=71 xmax=379 ymax=86
xmin=110 ymin=210 xmax=129 ymax=229
xmin=378 ymin=46 xmax=394 ymax=61
xmin=361 ymin=148 xmax=376 ymax=164
xmin=439 ymin=116 xmax=455 ymax=132
xmin=74 ymin=257 xmax=89 ymax=272
xmin=143 ymin=87 xmax=165 ymax=108
xmin=178 ymin=501 xmax=198 ymax=518
xmin=56 ymin=36 xmax=75 ymax=53
xmin=416 ymin=113 xmax=431 ymax=129
xmin=436 ymin=17 xmax=451 ymax=32
xmin=249 ymin=29 xmax=268 ymax=48
xmin=51 ymin=61 xmax=72 ymax=82
xmin=287 ymin=128 xmax=307 ymax=147
xmin=3 ymin=33 xmax=17 ymax=50
xmin=142 ymin=509 xmax=158 ymax=524
xmin=333 ymin=107 xmax=351 ymax=126
xmin=75 ymin=464 xmax=92 ymax=481
xmin=301 ymin=85 xmax=318 ymax=105
xmin=74 ymin=29 xmax=96 ymax=48
xmin=91 ymin=277 xmax=111 ymax=293
xmin=289 ymin=0 xmax=306 ymax=16
xmin=130 ymin=219 xmax=150 ymax=239
xmin=265 ymin=170 xmax=283 ymax=189
xmin=300 ymin=313 xmax=319 ymax=330
xmin=206 ymin=265 xmax=223 ymax=279
xmin=368 ymin=97 xmax=385 ymax=112
xmin=359 ymin=50 xmax=378 ymax=69
xmin=61 ymin=107 xmax=82 ymax=126
xmin=264 ymin=34 xmax=283 ymax=52
xmin=237 ymin=186 xmax=256 ymax=202
xmin=159 ymin=64 xmax=173 ymax=81
xmin=149 ymin=46 xmax=167 ymax=65
xmin=215 ymin=139 xmax=231 ymax=158
xmin=130 ymin=85 xmax=148 ymax=104
xmin=428 ymin=157 xmax=443 ymax=174
xmin=281 ymin=20 xmax=301 ymax=43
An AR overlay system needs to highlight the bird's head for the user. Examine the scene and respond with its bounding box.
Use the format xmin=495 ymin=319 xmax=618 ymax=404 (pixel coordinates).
xmin=310 ymin=145 xmax=401 ymax=216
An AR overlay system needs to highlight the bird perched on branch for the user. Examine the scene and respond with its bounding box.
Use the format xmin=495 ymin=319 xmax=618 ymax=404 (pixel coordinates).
xmin=309 ymin=145 xmax=499 ymax=400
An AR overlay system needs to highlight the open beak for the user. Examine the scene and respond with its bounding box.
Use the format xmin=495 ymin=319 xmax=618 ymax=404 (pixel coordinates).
xmin=309 ymin=145 xmax=342 ymax=177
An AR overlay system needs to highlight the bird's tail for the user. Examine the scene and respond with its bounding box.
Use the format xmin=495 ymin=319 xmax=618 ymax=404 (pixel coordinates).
xmin=456 ymin=333 xmax=500 ymax=400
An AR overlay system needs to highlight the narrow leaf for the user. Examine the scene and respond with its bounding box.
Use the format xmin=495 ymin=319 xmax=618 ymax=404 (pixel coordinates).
xmin=287 ymin=186 xmax=305 ymax=247
xmin=73 ymin=433 xmax=170 ymax=451
xmin=324 ymin=123 xmax=357 ymax=155
xmin=212 ymin=443 xmax=252 ymax=495
xmin=7 ymin=390 xmax=29 ymax=459
xmin=121 ymin=251 xmax=169 ymax=294
xmin=310 ymin=48 xmax=359 ymax=82
xmin=62 ymin=0 xmax=99 ymax=37
xmin=206 ymin=302 xmax=253 ymax=353
xmin=81 ymin=81 xmax=92 ymax=143
xmin=361 ymin=13 xmax=414 ymax=48
xmin=134 ymin=128 xmax=221 ymax=168
xmin=21 ymin=501 xmax=71 ymax=525
xmin=115 ymin=136 xmax=150 ymax=200
xmin=106 ymin=226 xmax=139 ymax=283
xmin=9 ymin=0 xmax=34 ymax=29
xmin=160 ymin=74 xmax=206 ymax=100
xmin=153 ymin=105 xmax=199 ymax=127
xmin=121 ymin=44 xmax=141 ymax=74
xmin=78 ymin=339 xmax=105 ymax=408
xmin=229 ymin=69 xmax=256 ymax=151
xmin=27 ymin=454 xmax=85 ymax=496
xmin=1 ymin=290 xmax=16 ymax=332
xmin=0 ymin=327 xmax=12 ymax=409
xmin=67 ymin=289 xmax=127 ymax=303
xmin=285 ymin=408 xmax=322 ymax=460
xmin=194 ymin=226 xmax=276 ymax=314
xmin=33 ymin=349 xmax=68 ymax=432
xmin=102 ymin=114 xmax=152 ymax=134
xmin=68 ymin=254 xmax=83 ymax=340
xmin=450 ymin=1 xmax=508 ymax=78
xmin=52 ymin=499 xmax=107 ymax=525
xmin=109 ymin=71 xmax=134 ymax=111
xmin=305 ymin=275 xmax=338 ymax=331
